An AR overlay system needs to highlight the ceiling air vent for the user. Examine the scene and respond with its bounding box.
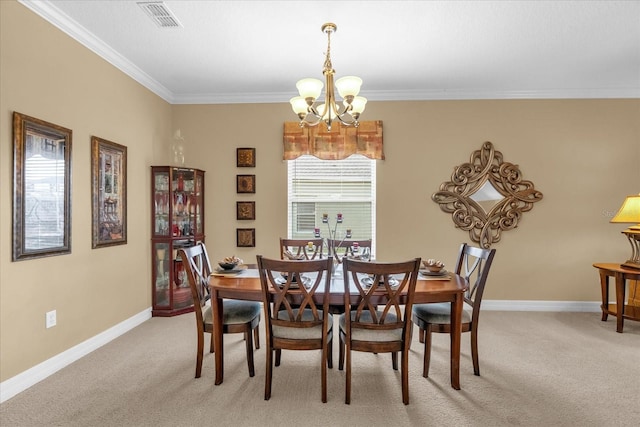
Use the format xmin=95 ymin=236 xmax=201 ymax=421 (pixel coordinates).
xmin=137 ymin=1 xmax=183 ymax=28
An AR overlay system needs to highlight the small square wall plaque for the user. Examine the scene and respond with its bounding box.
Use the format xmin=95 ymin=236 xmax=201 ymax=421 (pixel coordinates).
xmin=237 ymin=175 xmax=255 ymax=193
xmin=236 ymin=201 xmax=255 ymax=220
xmin=237 ymin=228 xmax=255 ymax=247
xmin=237 ymin=148 xmax=256 ymax=167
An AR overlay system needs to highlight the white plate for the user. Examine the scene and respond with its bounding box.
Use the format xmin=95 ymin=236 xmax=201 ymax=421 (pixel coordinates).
xmin=275 ymin=275 xmax=311 ymax=288
xmin=419 ymin=269 xmax=448 ymax=277
xmin=214 ymin=267 xmax=244 ymax=274
xmin=362 ymin=276 xmax=399 ymax=289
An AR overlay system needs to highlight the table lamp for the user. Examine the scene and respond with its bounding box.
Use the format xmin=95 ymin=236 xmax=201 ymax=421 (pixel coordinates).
xmin=610 ymin=193 xmax=640 ymax=269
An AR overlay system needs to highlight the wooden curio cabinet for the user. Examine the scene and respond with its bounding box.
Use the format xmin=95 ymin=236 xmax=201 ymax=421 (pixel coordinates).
xmin=151 ymin=166 xmax=205 ymax=316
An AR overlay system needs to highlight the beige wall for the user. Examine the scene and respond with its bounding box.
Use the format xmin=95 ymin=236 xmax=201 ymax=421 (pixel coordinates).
xmin=1 ymin=2 xmax=172 ymax=380
xmin=2 ymin=1 xmax=639 ymax=382
xmin=178 ymin=99 xmax=639 ymax=303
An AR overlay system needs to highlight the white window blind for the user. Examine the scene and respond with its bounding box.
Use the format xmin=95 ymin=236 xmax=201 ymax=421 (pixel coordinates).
xmin=287 ymin=154 xmax=376 ymax=254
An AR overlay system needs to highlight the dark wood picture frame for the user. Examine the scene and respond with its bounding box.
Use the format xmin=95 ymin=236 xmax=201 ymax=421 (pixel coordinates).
xmin=12 ymin=112 xmax=72 ymax=261
xmin=237 ymin=228 xmax=256 ymax=247
xmin=91 ymin=136 xmax=127 ymax=248
xmin=236 ymin=201 xmax=255 ymax=220
xmin=236 ymin=147 xmax=256 ymax=167
xmin=236 ymin=174 xmax=256 ymax=193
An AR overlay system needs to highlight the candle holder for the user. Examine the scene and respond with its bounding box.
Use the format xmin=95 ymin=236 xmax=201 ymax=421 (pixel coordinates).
xmin=315 ymin=213 xmax=352 ymax=270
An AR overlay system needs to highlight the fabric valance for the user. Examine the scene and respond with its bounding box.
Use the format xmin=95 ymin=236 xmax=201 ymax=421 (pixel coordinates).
xmin=283 ymin=120 xmax=384 ymax=160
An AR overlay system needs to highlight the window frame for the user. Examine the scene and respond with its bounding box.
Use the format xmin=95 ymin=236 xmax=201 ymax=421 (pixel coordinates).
xmin=287 ymin=154 xmax=376 ymax=256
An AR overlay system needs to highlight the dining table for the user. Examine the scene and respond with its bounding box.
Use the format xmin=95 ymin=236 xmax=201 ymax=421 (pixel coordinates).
xmin=209 ymin=267 xmax=469 ymax=390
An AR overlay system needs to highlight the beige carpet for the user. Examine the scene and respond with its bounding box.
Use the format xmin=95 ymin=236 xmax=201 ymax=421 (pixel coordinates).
xmin=1 ymin=311 xmax=639 ymax=426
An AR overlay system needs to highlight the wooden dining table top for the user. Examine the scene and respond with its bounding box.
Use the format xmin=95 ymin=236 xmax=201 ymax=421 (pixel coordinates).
xmin=209 ymin=269 xmax=469 ymax=304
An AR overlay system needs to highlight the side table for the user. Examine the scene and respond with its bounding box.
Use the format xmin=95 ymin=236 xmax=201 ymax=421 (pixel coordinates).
xmin=593 ymin=263 xmax=640 ymax=333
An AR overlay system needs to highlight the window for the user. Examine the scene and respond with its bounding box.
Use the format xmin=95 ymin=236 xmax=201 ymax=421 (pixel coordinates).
xmin=293 ymin=202 xmax=316 ymax=234
xmin=287 ymin=154 xmax=376 ymax=253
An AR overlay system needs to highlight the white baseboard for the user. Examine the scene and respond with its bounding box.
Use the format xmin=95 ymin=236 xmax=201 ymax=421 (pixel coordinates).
xmin=0 ymin=307 xmax=151 ymax=403
xmin=482 ymin=300 xmax=601 ymax=312
xmin=0 ymin=301 xmax=601 ymax=403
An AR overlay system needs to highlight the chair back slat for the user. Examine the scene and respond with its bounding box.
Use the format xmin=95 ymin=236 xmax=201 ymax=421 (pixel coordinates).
xmin=329 ymin=239 xmax=372 ymax=257
xmin=257 ymin=256 xmax=333 ymax=329
xmin=280 ymin=238 xmax=324 ymax=260
xmin=179 ymin=244 xmax=213 ymax=325
xmin=342 ymin=258 xmax=421 ymax=334
xmin=453 ymin=243 xmax=496 ymax=311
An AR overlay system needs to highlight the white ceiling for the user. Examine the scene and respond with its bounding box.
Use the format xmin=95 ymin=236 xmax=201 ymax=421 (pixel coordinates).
xmin=21 ymin=0 xmax=640 ymax=104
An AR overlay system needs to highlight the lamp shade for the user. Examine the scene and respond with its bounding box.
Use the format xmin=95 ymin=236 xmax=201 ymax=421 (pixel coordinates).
xmin=316 ymin=103 xmax=337 ymax=119
xmin=350 ymin=96 xmax=367 ymax=114
xmin=335 ymin=76 xmax=362 ymax=98
xmin=610 ymin=194 xmax=640 ymax=225
xmin=290 ymin=96 xmax=308 ymax=115
xmin=296 ymin=78 xmax=323 ymax=100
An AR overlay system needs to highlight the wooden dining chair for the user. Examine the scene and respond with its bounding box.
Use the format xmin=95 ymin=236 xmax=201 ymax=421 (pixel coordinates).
xmin=338 ymin=257 xmax=421 ymax=405
xmin=256 ymin=255 xmax=334 ymax=402
xmin=179 ymin=243 xmax=261 ymax=379
xmin=279 ymin=238 xmax=324 ymax=260
xmin=412 ymin=243 xmax=496 ymax=377
xmin=329 ymin=239 xmax=372 ymax=257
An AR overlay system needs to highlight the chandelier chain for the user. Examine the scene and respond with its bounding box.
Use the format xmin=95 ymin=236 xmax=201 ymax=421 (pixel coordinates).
xmin=323 ymin=27 xmax=333 ymax=73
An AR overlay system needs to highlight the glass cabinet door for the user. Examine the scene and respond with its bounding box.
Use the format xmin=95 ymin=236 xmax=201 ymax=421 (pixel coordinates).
xmin=172 ymin=251 xmax=193 ymax=310
xmin=193 ymin=171 xmax=204 ymax=236
xmin=171 ymin=168 xmax=193 ymax=238
xmin=153 ymin=171 xmax=170 ymax=237
xmin=153 ymin=241 xmax=170 ymax=307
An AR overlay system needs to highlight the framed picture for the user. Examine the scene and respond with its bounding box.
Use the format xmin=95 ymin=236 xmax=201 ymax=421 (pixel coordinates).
xmin=236 ymin=201 xmax=255 ymax=220
xmin=12 ymin=112 xmax=72 ymax=261
xmin=237 ymin=228 xmax=256 ymax=247
xmin=237 ymin=174 xmax=256 ymax=193
xmin=91 ymin=136 xmax=127 ymax=248
xmin=237 ymin=147 xmax=256 ymax=167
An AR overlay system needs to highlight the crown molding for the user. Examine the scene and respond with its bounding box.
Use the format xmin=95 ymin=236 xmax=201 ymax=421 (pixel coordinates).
xmin=171 ymin=91 xmax=290 ymax=105
xmin=363 ymin=88 xmax=640 ymax=102
xmin=171 ymin=87 xmax=640 ymax=105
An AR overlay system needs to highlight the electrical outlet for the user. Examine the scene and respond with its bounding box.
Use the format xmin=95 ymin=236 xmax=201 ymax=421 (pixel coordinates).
xmin=46 ymin=310 xmax=57 ymax=328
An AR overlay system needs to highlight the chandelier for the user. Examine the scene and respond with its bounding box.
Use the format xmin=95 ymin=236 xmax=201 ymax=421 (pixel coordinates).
xmin=289 ymin=23 xmax=367 ymax=131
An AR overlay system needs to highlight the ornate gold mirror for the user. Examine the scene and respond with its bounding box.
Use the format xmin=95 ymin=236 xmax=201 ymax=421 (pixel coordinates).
xmin=432 ymin=141 xmax=543 ymax=248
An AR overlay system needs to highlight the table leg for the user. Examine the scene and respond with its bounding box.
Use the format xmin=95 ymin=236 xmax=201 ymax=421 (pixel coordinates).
xmin=211 ymin=288 xmax=224 ymax=384
xmin=599 ymin=271 xmax=609 ymax=321
xmin=450 ymin=295 xmax=462 ymax=390
xmin=615 ymin=272 xmax=626 ymax=333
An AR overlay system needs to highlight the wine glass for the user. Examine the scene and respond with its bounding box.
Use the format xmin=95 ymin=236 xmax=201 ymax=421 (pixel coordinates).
xmin=361 ymin=247 xmax=371 ymax=262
